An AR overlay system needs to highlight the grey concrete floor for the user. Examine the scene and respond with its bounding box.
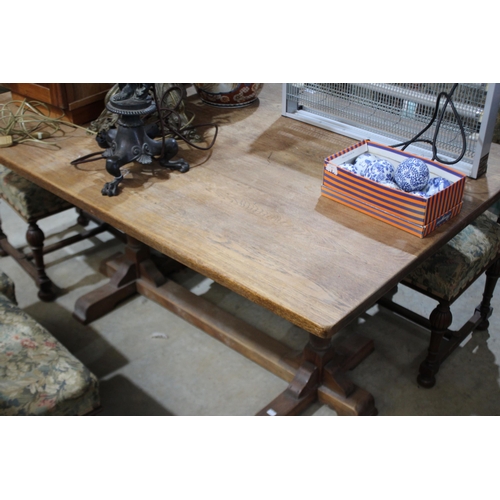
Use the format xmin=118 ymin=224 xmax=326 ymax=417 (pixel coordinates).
xmin=1 ymin=201 xmax=500 ymax=416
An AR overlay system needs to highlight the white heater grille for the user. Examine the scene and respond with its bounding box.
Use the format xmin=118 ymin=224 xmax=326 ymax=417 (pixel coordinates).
xmin=283 ymin=83 xmax=500 ymax=178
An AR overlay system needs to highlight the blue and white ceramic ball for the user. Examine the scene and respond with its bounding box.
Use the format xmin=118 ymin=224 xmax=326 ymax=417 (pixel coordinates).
xmin=424 ymin=176 xmax=451 ymax=197
xmin=380 ymin=180 xmax=401 ymax=190
xmin=395 ymin=158 xmax=430 ymax=192
xmin=340 ymin=162 xmax=360 ymax=175
xmin=364 ymin=159 xmax=395 ymax=183
xmin=354 ymin=153 xmax=379 ymax=176
xmin=411 ymin=190 xmax=430 ymax=198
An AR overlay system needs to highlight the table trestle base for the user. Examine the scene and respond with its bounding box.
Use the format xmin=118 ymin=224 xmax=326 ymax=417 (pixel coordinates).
xmin=75 ymin=237 xmax=378 ymax=415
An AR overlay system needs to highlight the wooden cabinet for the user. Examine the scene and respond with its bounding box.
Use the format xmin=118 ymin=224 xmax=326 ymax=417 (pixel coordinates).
xmin=6 ymin=83 xmax=113 ymax=124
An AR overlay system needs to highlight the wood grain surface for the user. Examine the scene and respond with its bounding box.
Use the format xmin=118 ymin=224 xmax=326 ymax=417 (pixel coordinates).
xmin=2 ymin=84 xmax=500 ymax=338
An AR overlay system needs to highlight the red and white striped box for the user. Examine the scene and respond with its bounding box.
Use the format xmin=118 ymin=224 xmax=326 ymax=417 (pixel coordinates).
xmin=322 ymin=140 xmax=466 ymax=238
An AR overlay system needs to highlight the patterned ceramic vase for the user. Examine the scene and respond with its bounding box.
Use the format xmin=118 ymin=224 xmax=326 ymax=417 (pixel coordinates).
xmin=194 ymin=84 xmax=263 ymax=107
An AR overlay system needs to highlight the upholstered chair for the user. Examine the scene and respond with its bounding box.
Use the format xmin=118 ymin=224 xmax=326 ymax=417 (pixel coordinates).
xmin=0 ymin=164 xmax=109 ymax=301
xmin=0 ymin=271 xmax=100 ymax=415
xmin=381 ymin=210 xmax=500 ymax=388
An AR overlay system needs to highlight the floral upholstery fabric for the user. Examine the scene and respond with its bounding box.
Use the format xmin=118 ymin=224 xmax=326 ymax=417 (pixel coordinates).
xmin=0 ymin=272 xmax=99 ymax=415
xmin=0 ymin=163 xmax=72 ymax=221
xmin=404 ymin=211 xmax=500 ymax=301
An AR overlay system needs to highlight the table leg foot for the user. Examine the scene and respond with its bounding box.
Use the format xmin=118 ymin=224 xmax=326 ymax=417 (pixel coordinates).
xmin=256 ymin=362 xmax=319 ymax=416
xmin=257 ymin=334 xmax=377 ymax=416
xmin=318 ymin=335 xmax=377 ymax=416
xmin=73 ymin=281 xmax=137 ymax=325
xmin=73 ymin=235 xmax=165 ymax=325
xmin=73 ymin=256 xmax=138 ymax=324
xmin=318 ymin=385 xmax=378 ymax=416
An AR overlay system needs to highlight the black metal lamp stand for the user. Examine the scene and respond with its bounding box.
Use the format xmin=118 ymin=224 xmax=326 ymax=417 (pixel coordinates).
xmin=97 ymin=84 xmax=189 ymax=196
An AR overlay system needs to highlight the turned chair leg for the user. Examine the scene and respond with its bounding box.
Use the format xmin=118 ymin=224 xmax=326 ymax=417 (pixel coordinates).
xmin=476 ymin=257 xmax=500 ymax=331
xmin=385 ymin=285 xmax=398 ymax=300
xmin=26 ymin=221 xmax=55 ymax=301
xmin=76 ymin=208 xmax=90 ymax=227
xmin=417 ymin=300 xmax=452 ymax=389
xmin=0 ymin=214 xmax=8 ymax=257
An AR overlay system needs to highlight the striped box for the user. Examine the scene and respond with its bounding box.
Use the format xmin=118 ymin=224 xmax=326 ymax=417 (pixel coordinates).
xmin=322 ymin=140 xmax=466 ymax=238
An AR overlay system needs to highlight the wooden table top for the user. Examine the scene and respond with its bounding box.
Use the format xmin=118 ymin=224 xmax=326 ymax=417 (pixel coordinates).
xmin=2 ymin=84 xmax=500 ymax=338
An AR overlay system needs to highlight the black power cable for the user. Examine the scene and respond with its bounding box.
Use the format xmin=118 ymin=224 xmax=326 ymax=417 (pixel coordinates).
xmin=151 ymin=84 xmax=218 ymax=155
xmin=390 ymin=83 xmax=467 ymax=165
xmin=71 ymin=84 xmax=218 ymax=167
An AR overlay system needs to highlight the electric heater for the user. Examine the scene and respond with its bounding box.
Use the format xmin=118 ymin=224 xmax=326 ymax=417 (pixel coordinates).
xmin=282 ymin=83 xmax=500 ymax=178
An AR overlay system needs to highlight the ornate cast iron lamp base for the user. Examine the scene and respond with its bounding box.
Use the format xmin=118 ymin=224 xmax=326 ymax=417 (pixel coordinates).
xmin=96 ymin=84 xmax=189 ymax=196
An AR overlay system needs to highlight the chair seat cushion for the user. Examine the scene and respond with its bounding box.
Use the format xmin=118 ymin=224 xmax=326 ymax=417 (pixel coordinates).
xmin=0 ymin=292 xmax=99 ymax=416
xmin=0 ymin=164 xmax=72 ymax=221
xmin=404 ymin=211 xmax=500 ymax=301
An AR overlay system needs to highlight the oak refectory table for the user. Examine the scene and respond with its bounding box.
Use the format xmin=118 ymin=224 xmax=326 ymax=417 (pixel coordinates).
xmin=2 ymin=85 xmax=500 ymax=415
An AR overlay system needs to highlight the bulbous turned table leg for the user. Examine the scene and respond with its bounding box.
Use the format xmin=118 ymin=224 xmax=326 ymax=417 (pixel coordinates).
xmin=417 ymin=300 xmax=452 ymax=388
xmin=0 ymin=216 xmax=8 ymax=257
xmin=76 ymin=208 xmax=90 ymax=227
xmin=476 ymin=258 xmax=500 ymax=331
xmin=26 ymin=221 xmax=55 ymax=301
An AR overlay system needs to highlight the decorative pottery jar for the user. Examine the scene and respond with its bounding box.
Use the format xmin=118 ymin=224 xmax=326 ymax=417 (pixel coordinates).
xmin=395 ymin=158 xmax=430 ymax=192
xmin=194 ymin=83 xmax=263 ymax=107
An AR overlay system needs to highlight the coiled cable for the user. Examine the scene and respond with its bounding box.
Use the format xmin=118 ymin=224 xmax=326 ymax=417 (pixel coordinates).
xmin=0 ymin=98 xmax=93 ymax=149
xmin=391 ymin=83 xmax=467 ymax=165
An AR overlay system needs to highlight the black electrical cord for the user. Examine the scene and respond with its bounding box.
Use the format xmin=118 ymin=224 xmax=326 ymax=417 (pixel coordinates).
xmin=71 ymin=84 xmax=218 ymax=167
xmin=390 ymin=83 xmax=467 ymax=165
xmin=151 ymin=84 xmax=218 ymax=154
